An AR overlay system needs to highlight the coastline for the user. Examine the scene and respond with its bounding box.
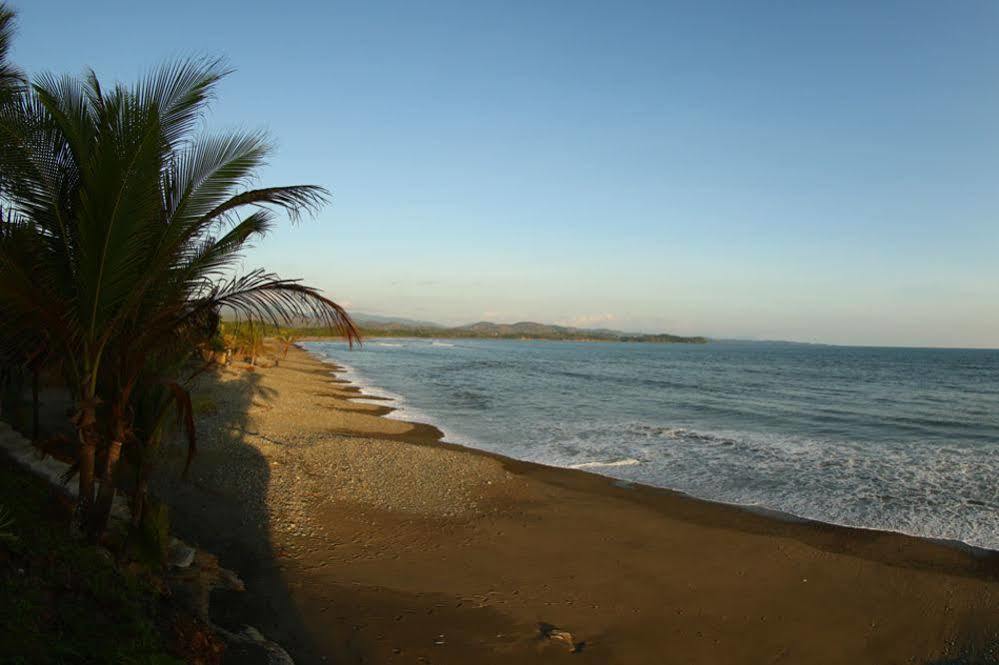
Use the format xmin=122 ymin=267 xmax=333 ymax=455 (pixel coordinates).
xmin=324 ymin=345 xmax=999 ymax=563
xmin=160 ymin=343 xmax=998 ymax=664
xmin=309 ymin=339 xmax=999 ymax=556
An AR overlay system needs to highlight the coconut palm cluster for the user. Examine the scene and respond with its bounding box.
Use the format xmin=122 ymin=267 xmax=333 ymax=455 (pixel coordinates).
xmin=0 ymin=4 xmax=358 ymax=541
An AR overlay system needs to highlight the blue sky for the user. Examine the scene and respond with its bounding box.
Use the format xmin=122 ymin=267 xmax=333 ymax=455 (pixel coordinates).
xmin=12 ymin=1 xmax=999 ymax=347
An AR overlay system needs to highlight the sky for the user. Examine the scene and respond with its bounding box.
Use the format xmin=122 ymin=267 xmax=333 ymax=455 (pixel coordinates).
xmin=10 ymin=1 xmax=999 ymax=347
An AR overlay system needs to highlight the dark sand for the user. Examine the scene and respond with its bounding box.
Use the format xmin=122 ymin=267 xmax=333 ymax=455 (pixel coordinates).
xmin=158 ymin=345 xmax=999 ymax=665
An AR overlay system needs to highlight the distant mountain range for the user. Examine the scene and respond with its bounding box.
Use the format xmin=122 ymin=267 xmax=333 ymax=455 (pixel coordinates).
xmin=350 ymin=314 xmax=708 ymax=344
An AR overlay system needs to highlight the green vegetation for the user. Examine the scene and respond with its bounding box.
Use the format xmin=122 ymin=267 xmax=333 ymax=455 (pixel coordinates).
xmin=0 ymin=463 xmax=182 ymax=664
xmin=230 ymin=322 xmax=266 ymax=366
xmin=0 ymin=1 xmax=358 ymax=544
xmin=0 ymin=503 xmax=16 ymax=544
xmin=0 ymin=2 xmax=356 ymax=658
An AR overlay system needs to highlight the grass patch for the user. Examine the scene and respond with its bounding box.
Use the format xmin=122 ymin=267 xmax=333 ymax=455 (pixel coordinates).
xmin=0 ymin=459 xmax=184 ymax=664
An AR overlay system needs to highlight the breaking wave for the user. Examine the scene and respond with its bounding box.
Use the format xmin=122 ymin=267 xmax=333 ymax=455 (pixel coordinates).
xmin=305 ymin=339 xmax=999 ymax=551
xmin=569 ymin=458 xmax=642 ymax=469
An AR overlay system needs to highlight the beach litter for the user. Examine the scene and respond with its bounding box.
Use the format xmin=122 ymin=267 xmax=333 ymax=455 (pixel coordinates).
xmin=539 ymin=622 xmax=585 ymax=653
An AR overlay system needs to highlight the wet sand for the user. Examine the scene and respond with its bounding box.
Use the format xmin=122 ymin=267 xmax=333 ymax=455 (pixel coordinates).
xmin=162 ymin=344 xmax=999 ymax=664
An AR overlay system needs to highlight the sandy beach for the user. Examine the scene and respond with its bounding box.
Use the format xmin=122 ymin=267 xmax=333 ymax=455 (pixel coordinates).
xmin=155 ymin=344 xmax=999 ymax=665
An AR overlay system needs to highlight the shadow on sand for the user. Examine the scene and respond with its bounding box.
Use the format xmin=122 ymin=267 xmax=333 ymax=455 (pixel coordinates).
xmin=153 ymin=365 xmax=323 ymax=664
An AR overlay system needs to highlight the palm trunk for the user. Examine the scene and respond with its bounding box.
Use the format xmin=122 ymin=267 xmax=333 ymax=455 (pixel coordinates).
xmin=73 ymin=350 xmax=103 ymax=531
xmin=118 ymin=452 xmax=150 ymax=564
xmin=131 ymin=471 xmax=148 ymax=528
xmin=31 ymin=368 xmax=39 ymax=441
xmin=76 ymin=425 xmax=97 ymax=533
xmin=131 ymin=430 xmax=161 ymax=529
xmin=90 ymin=396 xmax=130 ymax=540
xmin=90 ymin=437 xmax=122 ymax=539
xmin=74 ymin=383 xmax=101 ymax=536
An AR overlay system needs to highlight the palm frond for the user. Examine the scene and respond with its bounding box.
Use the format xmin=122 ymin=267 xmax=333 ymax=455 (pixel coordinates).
xmin=135 ymin=57 xmax=229 ymax=149
xmin=200 ymin=184 xmax=331 ymax=225
xmin=0 ymin=4 xmax=23 ymax=91
xmin=198 ymin=269 xmax=360 ymax=345
xmin=32 ymin=72 xmax=97 ymax=174
xmin=167 ymin=129 xmax=271 ymax=225
xmin=182 ymin=209 xmax=274 ymax=279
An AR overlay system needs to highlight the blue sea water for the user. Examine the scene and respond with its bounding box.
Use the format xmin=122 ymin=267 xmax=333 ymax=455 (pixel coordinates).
xmin=305 ymin=339 xmax=999 ymax=550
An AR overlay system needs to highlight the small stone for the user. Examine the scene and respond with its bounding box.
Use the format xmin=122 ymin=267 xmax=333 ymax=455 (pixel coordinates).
xmin=539 ymin=622 xmax=582 ymax=652
xmin=167 ymin=538 xmax=197 ymax=568
xmin=242 ymin=626 xmax=266 ymax=643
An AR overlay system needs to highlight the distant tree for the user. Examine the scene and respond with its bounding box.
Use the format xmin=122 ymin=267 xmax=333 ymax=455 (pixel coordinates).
xmin=235 ymin=323 xmax=265 ymax=366
xmin=277 ymin=330 xmax=300 ymax=362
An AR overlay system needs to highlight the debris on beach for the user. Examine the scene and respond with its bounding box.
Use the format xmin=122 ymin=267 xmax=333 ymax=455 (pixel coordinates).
xmin=539 ymin=622 xmax=585 ymax=653
xmin=167 ymin=537 xmax=197 ymax=568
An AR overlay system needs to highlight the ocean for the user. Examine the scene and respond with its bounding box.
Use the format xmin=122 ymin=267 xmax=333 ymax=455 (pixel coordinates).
xmin=305 ymin=338 xmax=999 ymax=551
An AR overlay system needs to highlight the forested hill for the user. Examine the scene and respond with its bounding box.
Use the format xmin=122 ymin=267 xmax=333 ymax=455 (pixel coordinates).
xmin=347 ymin=318 xmax=708 ymax=344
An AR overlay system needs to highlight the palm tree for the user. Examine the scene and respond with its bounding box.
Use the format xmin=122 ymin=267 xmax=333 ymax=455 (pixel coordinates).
xmin=0 ymin=58 xmax=359 ymax=539
xmin=234 ymin=322 xmax=265 ymax=366
xmin=277 ymin=330 xmax=300 ymax=362
xmin=0 ymin=3 xmax=25 ymax=425
xmin=0 ymin=3 xmax=22 ymax=95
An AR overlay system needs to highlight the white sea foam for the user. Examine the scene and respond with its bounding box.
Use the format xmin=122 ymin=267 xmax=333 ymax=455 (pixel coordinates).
xmin=534 ymin=420 xmax=999 ymax=551
xmin=431 ymin=341 xmax=455 ymax=347
xmin=303 ymin=341 xmax=999 ymax=552
xmin=569 ymin=458 xmax=642 ymax=469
